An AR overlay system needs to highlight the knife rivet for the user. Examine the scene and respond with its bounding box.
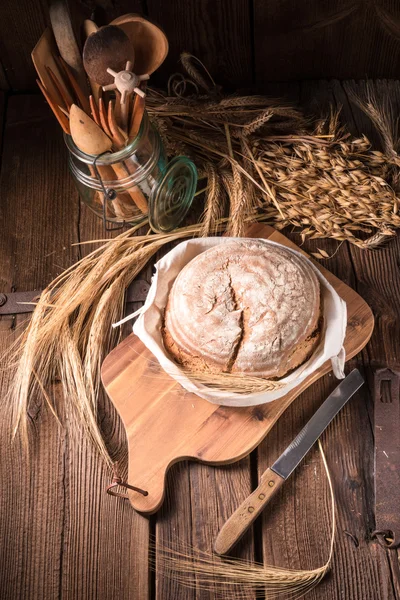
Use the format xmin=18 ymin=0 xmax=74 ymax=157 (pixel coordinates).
xmin=268 ymin=480 xmax=275 ymax=487
xmin=0 ymin=294 xmax=7 ymax=307
xmin=259 ymin=493 xmax=265 ymax=500
xmin=248 ymin=506 xmax=255 ymax=513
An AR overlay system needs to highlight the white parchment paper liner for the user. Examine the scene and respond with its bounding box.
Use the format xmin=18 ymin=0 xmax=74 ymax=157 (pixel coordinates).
xmin=132 ymin=237 xmax=347 ymax=407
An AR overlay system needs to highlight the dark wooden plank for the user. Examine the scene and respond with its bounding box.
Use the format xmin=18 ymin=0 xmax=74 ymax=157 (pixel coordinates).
xmin=0 ymin=94 xmax=79 ymax=599
xmin=88 ymin=0 xmax=145 ymax=25
xmin=254 ymin=1 xmax=400 ymax=84
xmin=156 ymin=459 xmax=255 ymax=599
xmin=4 ymin=1 xmax=400 ymax=91
xmin=0 ymin=91 xmax=5 ymax=134
xmin=256 ymin=80 xmax=396 ymax=599
xmin=0 ymin=94 xmax=151 ymax=600
xmin=60 ymin=434 xmax=150 ymax=600
xmin=59 ymin=140 xmax=151 ymax=599
xmin=146 ymin=0 xmax=253 ymax=89
xmin=0 ymin=62 xmax=9 ymax=90
xmin=332 ymin=79 xmax=400 ymax=596
xmin=189 ymin=460 xmax=256 ymax=599
xmin=156 ymin=462 xmax=196 ymax=599
xmin=0 ymin=0 xmax=49 ymax=90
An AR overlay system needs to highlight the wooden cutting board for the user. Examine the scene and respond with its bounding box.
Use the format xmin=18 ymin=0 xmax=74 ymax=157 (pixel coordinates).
xmin=101 ymin=224 xmax=374 ymax=513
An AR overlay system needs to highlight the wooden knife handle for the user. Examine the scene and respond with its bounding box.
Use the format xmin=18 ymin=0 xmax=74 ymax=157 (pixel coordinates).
xmin=214 ymin=468 xmax=285 ymax=556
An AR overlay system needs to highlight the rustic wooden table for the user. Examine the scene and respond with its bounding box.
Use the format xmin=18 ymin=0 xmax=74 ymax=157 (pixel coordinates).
xmin=1 ymin=80 xmax=400 ymax=600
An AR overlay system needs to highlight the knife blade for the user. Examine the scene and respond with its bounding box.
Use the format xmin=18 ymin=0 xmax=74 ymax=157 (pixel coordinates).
xmin=214 ymin=369 xmax=364 ymax=555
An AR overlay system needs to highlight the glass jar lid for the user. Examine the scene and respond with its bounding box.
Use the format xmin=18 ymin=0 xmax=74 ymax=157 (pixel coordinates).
xmin=149 ymin=156 xmax=198 ymax=233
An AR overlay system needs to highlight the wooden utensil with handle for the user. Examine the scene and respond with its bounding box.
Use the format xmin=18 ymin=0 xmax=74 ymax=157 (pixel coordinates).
xmin=107 ymin=101 xmax=149 ymax=214
xmin=214 ymin=470 xmax=285 ymax=556
xmin=46 ymin=66 xmax=72 ymax=110
xmin=129 ymin=94 xmax=145 ymax=139
xmin=32 ymin=27 xmax=73 ymax=109
xmin=69 ymin=104 xmax=147 ymax=217
xmin=49 ymin=0 xmax=89 ymax=96
xmin=110 ymin=14 xmax=168 ymax=76
xmin=59 ymin=56 xmax=91 ymax=114
xmin=98 ymin=97 xmax=113 ymax=138
xmin=214 ymin=369 xmax=365 ymax=556
xmin=83 ymin=19 xmax=101 ymax=103
xmin=36 ymin=79 xmax=70 ymax=134
xmin=69 ymin=104 xmax=112 ymax=155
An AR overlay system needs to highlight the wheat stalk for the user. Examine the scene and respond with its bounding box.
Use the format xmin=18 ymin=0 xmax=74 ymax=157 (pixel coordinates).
xmin=182 ymin=370 xmax=284 ymax=394
xmin=200 ymin=162 xmax=225 ymax=236
xmin=154 ymin=439 xmax=335 ymax=599
xmin=5 ymin=221 xmax=228 ymax=463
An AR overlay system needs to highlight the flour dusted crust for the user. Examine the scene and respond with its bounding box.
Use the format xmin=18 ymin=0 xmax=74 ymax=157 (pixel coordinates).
xmin=163 ymin=239 xmax=321 ymax=379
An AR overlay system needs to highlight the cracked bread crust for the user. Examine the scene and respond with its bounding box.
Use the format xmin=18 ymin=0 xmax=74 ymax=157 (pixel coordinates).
xmin=163 ymin=240 xmax=321 ymax=379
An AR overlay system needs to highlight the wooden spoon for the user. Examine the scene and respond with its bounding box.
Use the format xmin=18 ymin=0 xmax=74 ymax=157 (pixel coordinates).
xmin=83 ymin=25 xmax=135 ymax=87
xmin=49 ymin=0 xmax=89 ymax=95
xmin=110 ymin=14 xmax=168 ymax=76
xmin=83 ymin=19 xmax=102 ymax=103
xmin=69 ymin=104 xmax=112 ymax=155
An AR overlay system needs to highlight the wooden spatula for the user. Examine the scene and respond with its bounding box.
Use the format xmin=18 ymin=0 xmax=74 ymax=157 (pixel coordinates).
xmin=59 ymin=56 xmax=91 ymax=115
xmin=129 ymin=94 xmax=145 ymax=139
xmin=36 ymin=79 xmax=70 ymax=134
xmin=31 ymin=27 xmax=73 ymax=109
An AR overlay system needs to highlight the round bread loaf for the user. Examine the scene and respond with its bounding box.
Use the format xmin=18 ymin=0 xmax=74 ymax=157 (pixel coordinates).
xmin=163 ymin=239 xmax=321 ymax=378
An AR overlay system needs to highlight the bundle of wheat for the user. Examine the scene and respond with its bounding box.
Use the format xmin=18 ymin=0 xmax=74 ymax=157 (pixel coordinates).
xmin=147 ymin=55 xmax=400 ymax=246
xmin=6 ymin=222 xmax=226 ymax=463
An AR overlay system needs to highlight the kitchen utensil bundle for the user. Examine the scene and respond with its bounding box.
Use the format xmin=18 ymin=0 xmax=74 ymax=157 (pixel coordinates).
xmin=32 ymin=2 xmax=197 ymax=231
xmin=33 ymin=5 xmax=167 ymax=142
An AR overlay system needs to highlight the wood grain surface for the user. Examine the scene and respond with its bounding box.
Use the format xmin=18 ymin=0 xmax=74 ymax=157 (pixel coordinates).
xmin=101 ymin=223 xmax=373 ymax=513
xmin=1 ymin=82 xmax=400 ymax=599
xmin=257 ymin=80 xmax=400 ymax=600
xmin=4 ymin=1 xmax=400 ymax=91
xmin=0 ymin=95 xmax=149 ymax=600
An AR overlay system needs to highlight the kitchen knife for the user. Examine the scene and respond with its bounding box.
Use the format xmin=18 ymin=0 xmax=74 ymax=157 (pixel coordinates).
xmin=214 ymin=369 xmax=364 ymax=555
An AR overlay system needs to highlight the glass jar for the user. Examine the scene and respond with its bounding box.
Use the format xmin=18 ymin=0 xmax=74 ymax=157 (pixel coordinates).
xmin=65 ymin=113 xmax=197 ymax=232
